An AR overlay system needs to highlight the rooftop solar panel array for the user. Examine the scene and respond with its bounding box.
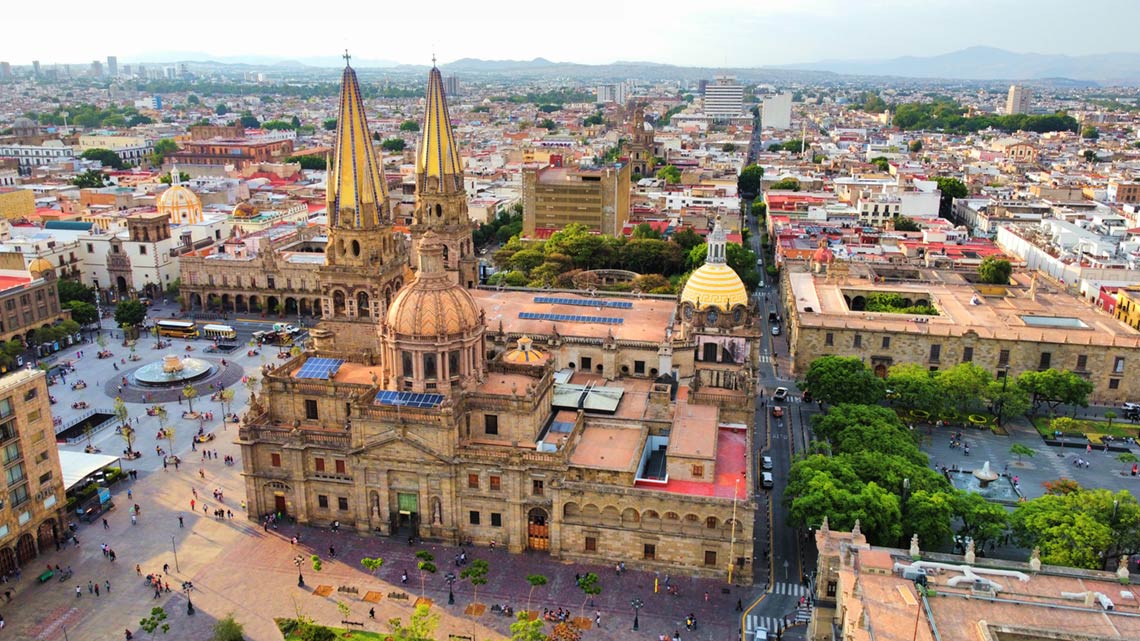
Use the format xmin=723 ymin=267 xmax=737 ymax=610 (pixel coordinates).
xmin=295 ymin=358 xmax=345 ymax=380
xmin=374 ymin=390 xmax=445 ymax=408
xmin=533 ymin=296 xmax=633 ymax=309
xmin=519 ymin=312 xmax=623 ymax=325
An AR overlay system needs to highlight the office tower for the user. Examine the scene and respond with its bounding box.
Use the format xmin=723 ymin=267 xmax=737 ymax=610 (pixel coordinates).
xmin=704 ymin=75 xmax=744 ymax=119
xmin=444 ymin=74 xmax=459 ymax=97
xmin=89 ymin=60 xmax=103 ymax=78
xmin=31 ymin=60 xmax=40 ymax=76
xmin=595 ymin=83 xmax=627 ymax=105
xmin=1006 ymin=84 xmax=1030 ymax=115
xmin=106 ymin=55 xmax=117 ymax=77
xmin=762 ymin=92 xmax=793 ymax=130
xmin=0 ymin=62 xmax=10 ymax=79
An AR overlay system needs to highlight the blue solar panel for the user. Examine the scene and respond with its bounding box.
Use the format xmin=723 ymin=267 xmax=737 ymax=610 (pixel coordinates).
xmin=519 ymin=312 xmax=623 ymax=325
xmin=296 ymin=357 xmax=345 ymax=380
xmin=375 ymin=390 xmax=445 ymax=409
xmin=533 ymin=296 xmax=633 ymax=310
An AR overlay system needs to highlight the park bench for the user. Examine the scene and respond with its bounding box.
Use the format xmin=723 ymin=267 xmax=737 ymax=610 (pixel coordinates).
xmin=38 ymin=570 xmax=54 ymax=583
xmin=341 ymin=620 xmax=365 ymax=627
xmin=388 ymin=592 xmax=409 ymax=600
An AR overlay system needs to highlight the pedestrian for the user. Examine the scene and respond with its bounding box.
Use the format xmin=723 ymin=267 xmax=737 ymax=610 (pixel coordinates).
xmin=704 ymin=591 xmax=709 ymax=602
xmin=103 ymin=518 xmax=109 ymax=530
xmin=131 ymin=514 xmax=137 ymax=525
xmin=329 ymin=545 xmax=336 ymax=558
xmin=736 ymin=598 xmax=743 ymax=611
xmin=163 ymin=563 xmax=169 ymax=574
xmin=192 ymin=488 xmax=197 ymax=499
xmin=594 ymin=611 xmax=601 ymax=627
xmin=178 ymin=515 xmax=184 ymax=528
xmin=109 ymin=549 xmax=116 ymax=562
xmin=401 ymin=570 xmax=408 ymax=584
xmin=127 ymin=489 xmax=132 ymax=500
xmin=94 ymin=583 xmax=100 ymax=596
xmin=105 ymin=579 xmax=111 ymax=594
xmin=369 ymin=607 xmax=375 ymax=619
xmin=76 ymin=585 xmax=82 ymax=598
xmin=88 ymin=580 xmax=94 ymax=594
xmin=136 ymin=564 xmax=142 ymax=576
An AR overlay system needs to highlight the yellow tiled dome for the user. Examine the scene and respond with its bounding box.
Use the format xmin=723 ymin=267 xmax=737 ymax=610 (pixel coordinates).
xmin=386 ymin=232 xmax=482 ymax=337
xmin=502 ymin=336 xmax=548 ymax=366
xmin=28 ymin=257 xmax=54 ymax=277
xmin=158 ymin=185 xmax=200 ymax=211
xmin=680 ymin=263 xmax=748 ymax=311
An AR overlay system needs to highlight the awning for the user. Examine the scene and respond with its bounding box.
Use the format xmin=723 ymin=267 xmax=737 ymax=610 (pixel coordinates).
xmin=58 ymin=450 xmax=121 ymax=491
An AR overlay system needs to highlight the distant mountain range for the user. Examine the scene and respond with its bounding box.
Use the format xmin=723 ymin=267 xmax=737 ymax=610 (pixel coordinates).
xmin=125 ymin=47 xmax=1140 ymax=84
xmin=779 ymin=46 xmax=1140 ymax=84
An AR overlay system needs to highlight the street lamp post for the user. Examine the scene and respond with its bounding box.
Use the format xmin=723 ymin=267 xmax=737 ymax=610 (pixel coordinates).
xmin=171 ymin=535 xmax=179 ymax=573
xmin=631 ymin=598 xmax=644 ymax=631
xmin=294 ymin=554 xmax=305 ymax=587
xmin=181 ymin=581 xmax=195 ymax=616
xmin=995 ymin=367 xmax=1009 ymax=426
xmin=445 ymin=572 xmax=456 ymax=605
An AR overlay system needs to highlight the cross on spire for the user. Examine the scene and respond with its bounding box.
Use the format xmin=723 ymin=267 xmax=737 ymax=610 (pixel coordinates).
xmin=431 ymin=51 xmax=437 ymax=68
xmin=343 ymin=50 xmax=351 ymax=66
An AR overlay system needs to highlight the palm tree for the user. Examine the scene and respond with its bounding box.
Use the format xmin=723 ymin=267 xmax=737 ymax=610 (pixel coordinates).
xmin=182 ymin=385 xmax=197 ymax=413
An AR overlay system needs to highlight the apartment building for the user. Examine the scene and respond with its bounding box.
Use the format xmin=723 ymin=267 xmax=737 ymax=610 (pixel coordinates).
xmin=522 ymin=162 xmax=631 ymax=237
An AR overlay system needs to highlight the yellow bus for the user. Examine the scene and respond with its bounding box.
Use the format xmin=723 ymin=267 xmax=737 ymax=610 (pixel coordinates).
xmin=156 ymin=319 xmax=199 ymax=338
xmin=202 ymin=324 xmax=237 ymax=341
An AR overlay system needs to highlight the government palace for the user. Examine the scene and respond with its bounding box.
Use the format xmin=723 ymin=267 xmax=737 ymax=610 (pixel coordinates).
xmin=236 ymin=60 xmax=761 ymax=581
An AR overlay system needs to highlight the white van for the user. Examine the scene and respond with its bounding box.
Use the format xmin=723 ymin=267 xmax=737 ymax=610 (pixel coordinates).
xmin=754 ymin=627 xmax=769 ymax=641
xmin=761 ymin=472 xmax=774 ymax=489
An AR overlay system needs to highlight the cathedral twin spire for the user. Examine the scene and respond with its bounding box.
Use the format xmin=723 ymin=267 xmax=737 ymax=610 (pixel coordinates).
xmin=328 ymin=56 xmax=389 ymax=230
xmin=417 ymin=65 xmax=464 ymax=193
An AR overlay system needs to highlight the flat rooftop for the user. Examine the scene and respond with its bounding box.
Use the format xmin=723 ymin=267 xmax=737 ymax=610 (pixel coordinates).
xmin=568 ymin=423 xmax=644 ymax=472
xmin=471 ymin=290 xmax=673 ymax=344
xmin=635 ymin=427 xmax=747 ymax=499
xmin=668 ymin=401 xmax=718 ymax=459
xmin=789 ymin=269 xmax=1140 ymax=347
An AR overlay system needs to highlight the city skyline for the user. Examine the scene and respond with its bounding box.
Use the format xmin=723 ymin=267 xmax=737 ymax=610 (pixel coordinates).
xmin=4 ymin=0 xmax=1139 ymax=69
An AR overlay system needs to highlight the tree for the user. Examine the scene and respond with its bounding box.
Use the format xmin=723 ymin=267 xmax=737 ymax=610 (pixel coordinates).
xmin=210 ymin=614 xmax=245 ymax=641
xmin=656 ymin=165 xmax=681 ymax=184
xmin=322 ymin=118 xmax=337 ymax=131
xmin=360 ymin=556 xmax=384 ymax=576
xmin=64 ymin=300 xmax=98 ymax=325
xmin=577 ymin=572 xmax=600 ymax=621
xmin=115 ymin=396 xmax=135 ymax=454
xmin=81 ymin=148 xmax=124 ymax=170
xmin=1009 ymin=443 xmax=1036 ymax=463
xmin=886 ymin=363 xmax=943 ymax=415
xmin=770 ymin=177 xmax=801 ymax=191
xmin=310 ymin=554 xmax=323 ymax=572
xmin=215 ymin=103 xmax=229 ymax=115
xmin=140 ymin=606 xmax=170 ymax=639
xmin=738 ymin=164 xmax=764 ymax=197
xmin=71 ymin=170 xmax=106 ymax=188
xmin=300 ymin=625 xmax=335 ymax=641
xmin=386 ymin=604 xmax=439 ymax=641
xmin=1083 ymin=149 xmax=1097 ymax=162
xmin=155 ymin=406 xmax=168 ymax=446
xmin=114 ymin=300 xmax=147 ymax=336
xmin=286 ymin=155 xmax=326 ymax=170
xmin=539 ymin=118 xmax=557 ymax=130
xmin=936 ymin=363 xmax=993 ymax=414
xmin=510 ymin=611 xmax=546 ymax=641
xmin=870 ymin=156 xmax=890 ymax=171
xmin=220 ymin=388 xmax=235 ymax=416
xmin=524 ymin=573 xmax=547 ymax=614
xmin=1118 ymin=452 xmax=1138 ymax=473
xmin=1016 ymin=369 xmax=1094 ymax=415
xmin=460 ymin=558 xmax=488 ymax=605
xmin=1011 ymin=489 xmax=1140 ymax=569
xmin=399 ymin=120 xmax=419 ymax=132
xmin=903 ymin=490 xmax=956 ymax=549
xmin=182 ymin=385 xmax=197 ymax=413
xmin=722 ymin=142 xmax=737 ymax=152
xmin=1106 ymin=410 xmax=1118 ymax=429
xmin=290 ymin=115 xmax=301 ymax=129
xmin=671 ymin=227 xmax=704 ymax=252
xmin=414 ymin=550 xmax=436 ymax=597
xmin=803 ymin=356 xmax=885 ymax=407
xmin=1082 ymin=125 xmax=1099 ymax=139
xmin=262 ymin=120 xmax=295 ymax=131
xmin=58 ymin=279 xmax=95 ymax=304
xmin=239 ymin=113 xmax=260 ymax=128
xmin=381 ymin=138 xmax=406 ymax=152
xmin=908 ymin=139 xmax=924 ymax=153
xmin=976 ymin=256 xmax=1012 ymax=284
xmin=811 ymin=404 xmax=906 ymax=447
xmin=151 ymin=139 xmax=179 ymax=166
xmin=983 ymin=378 xmax=1031 ymax=425
xmin=934 ymin=176 xmax=967 ymax=219
xmin=160 ymin=171 xmax=190 ymax=184
xmin=892 ymin=215 xmax=920 ymax=232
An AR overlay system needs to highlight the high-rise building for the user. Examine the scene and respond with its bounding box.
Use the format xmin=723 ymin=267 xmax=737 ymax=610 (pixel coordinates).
xmin=522 ymin=161 xmax=630 ymax=237
xmin=88 ymin=60 xmax=103 ymax=78
xmin=443 ymin=74 xmax=459 ymax=97
xmin=703 ymin=75 xmax=744 ymax=119
xmin=761 ymin=92 xmax=793 ymax=130
xmin=0 ymin=62 xmax=10 ymax=79
xmin=595 ymin=83 xmax=628 ymax=105
xmin=106 ymin=56 xmax=117 ymax=77
xmin=121 ymin=64 xmax=131 ymax=77
xmin=1006 ymin=84 xmax=1030 ymax=115
xmin=31 ymin=60 xmax=40 ymax=76
xmin=410 ymin=65 xmax=477 ymax=288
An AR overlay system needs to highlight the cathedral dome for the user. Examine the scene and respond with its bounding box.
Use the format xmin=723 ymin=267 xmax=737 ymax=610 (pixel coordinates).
xmin=502 ymin=336 xmax=548 ymax=366
xmin=386 ymin=232 xmax=482 ymax=337
xmin=28 ymin=257 xmax=54 ymax=278
xmin=158 ymin=185 xmax=199 ymax=212
xmin=679 ymin=218 xmax=748 ymax=311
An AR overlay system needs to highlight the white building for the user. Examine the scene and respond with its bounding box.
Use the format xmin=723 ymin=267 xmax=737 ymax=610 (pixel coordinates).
xmin=704 ymin=76 xmax=744 ymax=119
xmin=596 ymin=83 xmax=628 ymax=105
xmin=762 ymin=92 xmax=792 ymax=130
xmin=1006 ymin=85 xmax=1030 ymax=115
xmin=0 ymin=142 xmax=75 ymax=170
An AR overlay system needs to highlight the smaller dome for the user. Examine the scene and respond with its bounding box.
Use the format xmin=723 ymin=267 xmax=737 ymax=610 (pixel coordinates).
xmin=28 ymin=257 xmax=53 ymax=276
xmin=232 ymin=201 xmax=258 ymax=218
xmin=502 ymin=336 xmax=548 ymax=366
xmin=386 ymin=232 xmax=482 ymax=337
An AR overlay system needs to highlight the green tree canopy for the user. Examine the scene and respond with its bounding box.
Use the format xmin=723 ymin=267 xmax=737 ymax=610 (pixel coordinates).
xmin=64 ymin=300 xmax=98 ymax=325
xmin=71 ymin=170 xmax=107 ymax=188
xmin=977 ymin=256 xmax=1012 ymax=284
xmin=892 ymin=215 xmax=920 ymax=232
xmin=802 ymin=356 xmax=886 ymax=406
xmin=934 ymin=176 xmax=967 ymax=218
xmin=908 ymin=139 xmax=924 ymax=153
xmin=656 ymin=164 xmax=681 ymax=184
xmin=870 ymin=156 xmax=890 ymax=171
xmin=114 ymin=299 xmax=147 ymax=329
xmin=936 ymin=363 xmax=993 ymax=414
xmin=1081 ymin=125 xmax=1099 ymax=139
xmin=151 ymin=139 xmax=179 ymax=166
xmin=811 ymin=403 xmax=905 ymax=447
xmin=215 ymin=103 xmax=229 ymax=115
xmin=1016 ymin=369 xmax=1093 ymax=415
xmin=262 ymin=119 xmax=295 ymax=131
xmin=953 ymin=491 xmax=1009 ymax=550
xmin=399 ymin=120 xmax=420 ymax=132
xmin=738 ymin=164 xmax=764 ymax=197
xmin=286 ymin=155 xmax=327 ymax=170
xmin=1011 ymin=488 xmax=1140 ymax=569
xmin=238 ymin=112 xmax=260 ymax=128
xmin=769 ymin=177 xmax=801 ymax=191
xmin=58 ymin=279 xmax=95 ymax=304
xmin=381 ymin=138 xmax=406 ymax=152
xmin=886 ymin=363 xmax=944 ymax=414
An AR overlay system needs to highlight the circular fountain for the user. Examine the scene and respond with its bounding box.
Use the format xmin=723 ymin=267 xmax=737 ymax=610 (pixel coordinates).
xmin=133 ymin=354 xmax=215 ymax=387
xmin=973 ymin=461 xmax=1000 ymax=488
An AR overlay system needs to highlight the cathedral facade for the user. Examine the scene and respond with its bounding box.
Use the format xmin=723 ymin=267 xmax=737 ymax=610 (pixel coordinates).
xmin=238 ymin=60 xmax=759 ymax=581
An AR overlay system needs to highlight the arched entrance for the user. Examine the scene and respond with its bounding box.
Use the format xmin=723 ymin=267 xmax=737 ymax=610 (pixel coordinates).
xmin=0 ymin=548 xmax=14 ymax=577
xmin=284 ymin=297 xmax=298 ymax=315
xmin=36 ymin=519 xmax=56 ymax=551
xmin=15 ymin=533 xmax=36 ymax=564
xmin=189 ymin=293 xmax=202 ymax=310
xmin=874 ymin=363 xmax=888 ymax=378
xmin=264 ymin=481 xmax=291 ymax=518
xmin=527 ymin=507 xmax=549 ymax=551
xmin=115 ymin=276 xmax=128 ymax=295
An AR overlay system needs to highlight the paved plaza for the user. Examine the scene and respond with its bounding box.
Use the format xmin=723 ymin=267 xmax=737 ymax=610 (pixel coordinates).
xmin=1 ymin=314 xmax=764 ymax=641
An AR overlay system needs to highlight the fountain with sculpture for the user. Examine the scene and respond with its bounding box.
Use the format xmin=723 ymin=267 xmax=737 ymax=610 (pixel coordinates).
xmin=946 ymin=460 xmax=1021 ymax=504
xmin=132 ymin=353 xmax=215 ymax=387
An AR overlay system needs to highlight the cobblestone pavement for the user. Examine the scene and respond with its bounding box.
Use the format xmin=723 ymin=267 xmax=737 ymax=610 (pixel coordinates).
xmin=3 ymin=328 xmax=762 ymax=641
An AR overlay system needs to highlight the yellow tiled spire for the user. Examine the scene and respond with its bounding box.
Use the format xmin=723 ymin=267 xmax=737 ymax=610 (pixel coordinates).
xmin=417 ymin=65 xmax=463 ymax=192
xmin=328 ymin=53 xmax=387 ymax=229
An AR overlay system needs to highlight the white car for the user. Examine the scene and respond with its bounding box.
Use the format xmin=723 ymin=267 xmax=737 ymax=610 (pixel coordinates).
xmin=1124 ymin=402 xmax=1140 ymax=412
xmin=773 ymin=387 xmax=789 ymax=402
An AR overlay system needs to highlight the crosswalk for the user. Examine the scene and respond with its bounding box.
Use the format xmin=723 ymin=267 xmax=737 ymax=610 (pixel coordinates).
xmin=744 ymin=583 xmax=814 ymax=634
xmin=745 ymin=614 xmax=782 ymax=634
xmin=772 ymin=582 xmax=812 ymax=596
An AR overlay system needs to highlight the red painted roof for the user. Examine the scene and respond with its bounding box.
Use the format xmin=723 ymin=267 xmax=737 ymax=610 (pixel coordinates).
xmin=634 ymin=427 xmax=748 ymax=499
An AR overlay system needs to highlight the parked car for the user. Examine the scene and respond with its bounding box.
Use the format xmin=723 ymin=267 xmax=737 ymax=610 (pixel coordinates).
xmin=773 ymin=387 xmax=789 ymax=402
xmin=770 ymin=325 xmax=781 ymax=336
xmin=762 ymin=456 xmax=773 ymax=470
xmin=761 ymin=472 xmax=774 ymax=489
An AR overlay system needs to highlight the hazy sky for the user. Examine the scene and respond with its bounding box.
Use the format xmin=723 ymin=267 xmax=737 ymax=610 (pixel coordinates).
xmin=4 ymin=0 xmax=1137 ymax=67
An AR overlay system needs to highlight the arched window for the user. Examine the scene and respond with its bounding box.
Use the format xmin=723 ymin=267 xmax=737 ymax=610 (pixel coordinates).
xmin=356 ymin=291 xmax=370 ymax=318
xmin=332 ymin=290 xmax=346 ymax=315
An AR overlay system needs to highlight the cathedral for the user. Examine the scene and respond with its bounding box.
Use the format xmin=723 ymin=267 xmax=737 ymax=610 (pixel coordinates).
xmin=238 ymin=59 xmax=760 ymax=581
